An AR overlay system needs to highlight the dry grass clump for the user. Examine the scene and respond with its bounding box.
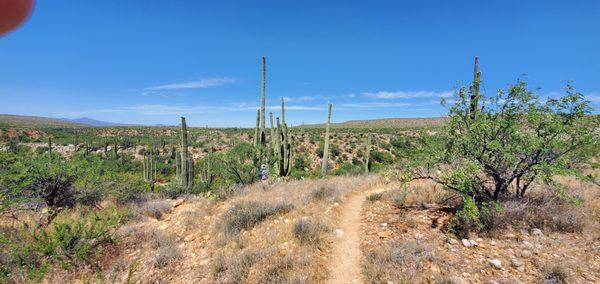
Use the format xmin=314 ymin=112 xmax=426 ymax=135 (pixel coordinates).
xmin=541 ymin=262 xmax=571 ymax=284
xmin=151 ymin=230 xmax=181 ymax=268
xmin=482 ymin=191 xmax=586 ymax=234
xmin=293 ymin=217 xmax=329 ymax=245
xmin=383 ymin=188 xmax=408 ymax=207
xmin=220 ymin=201 xmax=294 ymax=235
xmin=363 ymin=240 xmax=432 ymax=283
xmin=366 ymin=192 xmax=384 ymax=202
xmin=136 ymin=199 xmax=172 ymax=220
xmin=309 ymin=186 xmax=340 ymax=203
xmin=212 ymin=250 xmax=265 ymax=283
xmin=246 ymin=253 xmax=310 ymax=283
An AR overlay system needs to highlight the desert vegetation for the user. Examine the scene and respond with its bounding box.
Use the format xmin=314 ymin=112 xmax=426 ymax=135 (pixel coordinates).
xmin=1 ymin=57 xmax=599 ymax=283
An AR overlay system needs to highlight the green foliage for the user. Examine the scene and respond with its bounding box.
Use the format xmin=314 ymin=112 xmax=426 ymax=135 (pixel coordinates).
xmin=333 ymin=162 xmax=363 ymax=176
xmin=223 ymin=143 xmax=261 ymax=185
xmin=0 ymin=207 xmax=127 ymax=281
xmin=445 ymin=81 xmax=598 ymax=199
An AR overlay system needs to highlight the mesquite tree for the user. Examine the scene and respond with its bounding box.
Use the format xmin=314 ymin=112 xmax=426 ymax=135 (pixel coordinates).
xmin=426 ymin=81 xmax=598 ymax=201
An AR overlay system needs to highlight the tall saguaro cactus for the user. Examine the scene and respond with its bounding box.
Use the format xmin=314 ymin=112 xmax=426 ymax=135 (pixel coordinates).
xmin=178 ymin=117 xmax=194 ymax=189
xmin=271 ymin=97 xmax=294 ymax=176
xmin=470 ymin=56 xmax=481 ymax=120
xmin=321 ymin=103 xmax=333 ymax=175
xmin=47 ymin=137 xmax=52 ymax=155
xmin=364 ymin=134 xmax=372 ymax=174
xmin=143 ymin=146 xmax=157 ymax=192
xmin=259 ymin=56 xmax=267 ymax=145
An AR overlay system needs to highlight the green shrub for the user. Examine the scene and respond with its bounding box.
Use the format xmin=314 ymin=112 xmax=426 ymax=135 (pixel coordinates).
xmin=367 ymin=192 xmax=384 ymax=202
xmin=333 ymin=163 xmax=363 ymax=176
xmin=0 ymin=207 xmax=127 ymax=281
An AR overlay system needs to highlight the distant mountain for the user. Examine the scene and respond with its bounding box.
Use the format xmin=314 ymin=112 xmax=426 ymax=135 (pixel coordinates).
xmin=62 ymin=117 xmax=125 ymax=126
xmin=0 ymin=114 xmax=129 ymax=128
xmin=0 ymin=114 xmax=86 ymax=128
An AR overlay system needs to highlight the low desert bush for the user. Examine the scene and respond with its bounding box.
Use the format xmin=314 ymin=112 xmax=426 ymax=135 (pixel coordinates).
xmin=333 ymin=163 xmax=363 ymax=176
xmin=367 ymin=192 xmax=384 ymax=202
xmin=382 ymin=188 xmax=408 ymax=207
xmin=221 ymin=201 xmax=293 ymax=234
xmin=451 ymin=190 xmax=586 ymax=238
xmin=151 ymin=231 xmax=181 ymax=268
xmin=542 ymin=262 xmax=570 ymax=284
xmin=293 ymin=217 xmax=329 ymax=245
xmin=137 ymin=200 xmax=172 ymax=220
xmin=310 ymin=186 xmax=339 ymax=203
xmin=247 ymin=253 xmax=310 ymax=283
xmin=0 ymin=207 xmax=127 ymax=282
xmin=212 ymin=250 xmax=265 ymax=283
xmin=363 ymin=240 xmax=432 ymax=283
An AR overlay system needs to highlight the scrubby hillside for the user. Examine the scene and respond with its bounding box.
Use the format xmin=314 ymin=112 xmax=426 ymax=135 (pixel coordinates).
xmin=300 ymin=117 xmax=447 ymax=129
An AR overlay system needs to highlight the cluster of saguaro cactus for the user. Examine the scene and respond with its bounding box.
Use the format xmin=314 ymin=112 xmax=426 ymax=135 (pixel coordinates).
xmin=143 ymin=146 xmax=157 ymax=191
xmin=321 ymin=103 xmax=333 ymax=174
xmin=270 ymin=97 xmax=294 ymax=176
xmin=176 ymin=117 xmax=194 ymax=189
xmin=469 ymin=56 xmax=481 ymax=120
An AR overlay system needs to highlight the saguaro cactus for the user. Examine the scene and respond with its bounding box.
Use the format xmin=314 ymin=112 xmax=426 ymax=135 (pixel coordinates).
xmin=177 ymin=117 xmax=194 ymax=189
xmin=271 ymin=97 xmax=294 ymax=176
xmin=470 ymin=56 xmax=481 ymax=120
xmin=254 ymin=109 xmax=260 ymax=146
xmin=321 ymin=103 xmax=333 ymax=175
xmin=199 ymin=148 xmax=214 ymax=189
xmin=364 ymin=134 xmax=371 ymax=174
xmin=143 ymin=147 xmax=157 ymax=191
xmin=47 ymin=137 xmax=52 ymax=155
xmin=259 ymin=56 xmax=267 ymax=145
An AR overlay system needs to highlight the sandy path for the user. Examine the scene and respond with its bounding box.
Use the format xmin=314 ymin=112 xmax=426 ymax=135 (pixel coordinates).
xmin=327 ymin=191 xmax=370 ymax=284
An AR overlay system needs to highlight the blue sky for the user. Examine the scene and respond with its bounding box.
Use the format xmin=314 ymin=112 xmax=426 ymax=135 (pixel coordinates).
xmin=0 ymin=0 xmax=599 ymax=127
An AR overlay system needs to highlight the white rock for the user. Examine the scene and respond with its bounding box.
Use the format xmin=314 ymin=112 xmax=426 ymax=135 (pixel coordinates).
xmin=488 ymin=259 xmax=502 ymax=269
xmin=380 ymin=223 xmax=388 ymax=227
xmin=510 ymin=258 xmax=524 ymax=268
xmin=490 ymin=240 xmax=497 ymax=246
xmin=531 ymin=228 xmax=543 ymax=237
xmin=462 ymin=239 xmax=472 ymax=247
xmin=333 ymin=229 xmax=344 ymax=237
xmin=521 ymin=250 xmax=532 ymax=258
xmin=522 ymin=240 xmax=533 ymax=250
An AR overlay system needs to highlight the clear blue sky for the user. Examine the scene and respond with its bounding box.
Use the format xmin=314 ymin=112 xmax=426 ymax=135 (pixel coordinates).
xmin=1 ymin=0 xmax=598 ymax=127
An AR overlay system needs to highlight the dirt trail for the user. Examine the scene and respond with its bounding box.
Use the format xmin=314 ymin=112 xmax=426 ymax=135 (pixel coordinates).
xmin=327 ymin=190 xmax=377 ymax=284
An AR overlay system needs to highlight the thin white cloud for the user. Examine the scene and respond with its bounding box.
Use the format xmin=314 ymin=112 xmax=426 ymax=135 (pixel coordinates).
xmin=363 ymin=90 xmax=453 ymax=99
xmin=586 ymin=92 xmax=600 ymax=103
xmin=338 ymin=102 xmax=414 ymax=109
xmin=144 ymin=77 xmax=237 ymax=91
xmin=285 ymin=96 xmax=317 ymax=102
